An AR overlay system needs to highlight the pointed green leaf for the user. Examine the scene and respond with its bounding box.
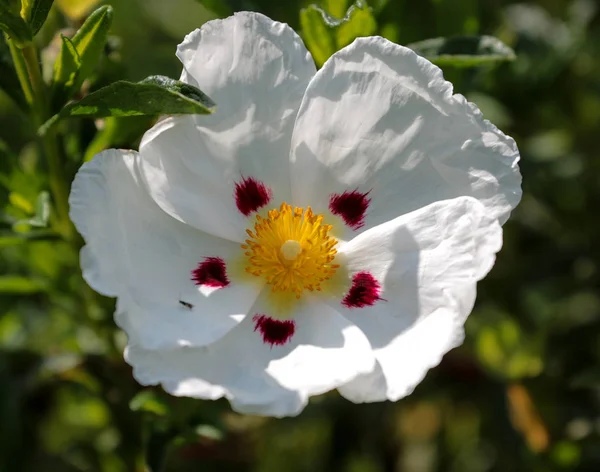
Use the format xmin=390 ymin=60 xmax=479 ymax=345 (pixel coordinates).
xmin=68 ymin=5 xmax=112 ymax=94
xmin=0 ymin=3 xmax=32 ymax=46
xmin=300 ymin=5 xmax=335 ymax=67
xmin=407 ymin=35 xmax=516 ymax=67
xmin=300 ymin=1 xmax=376 ymax=67
xmin=40 ymin=75 xmax=215 ymax=134
xmin=51 ymin=34 xmax=81 ymax=107
xmin=25 ymin=0 xmax=55 ymax=35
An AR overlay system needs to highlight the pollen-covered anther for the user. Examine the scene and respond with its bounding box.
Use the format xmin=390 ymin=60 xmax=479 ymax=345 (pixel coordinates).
xmin=191 ymin=257 xmax=230 ymax=288
xmin=234 ymin=177 xmax=272 ymax=216
xmin=343 ymin=271 xmax=384 ymax=308
xmin=329 ymin=190 xmax=371 ymax=230
xmin=241 ymin=203 xmax=339 ymax=298
xmin=253 ymin=314 xmax=295 ymax=346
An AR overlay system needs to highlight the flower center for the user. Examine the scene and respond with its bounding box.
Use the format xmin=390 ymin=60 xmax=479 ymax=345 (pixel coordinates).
xmin=242 ymin=203 xmax=339 ymax=298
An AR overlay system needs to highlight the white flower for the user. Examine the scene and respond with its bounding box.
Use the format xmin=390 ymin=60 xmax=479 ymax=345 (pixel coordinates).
xmin=69 ymin=12 xmax=521 ymax=417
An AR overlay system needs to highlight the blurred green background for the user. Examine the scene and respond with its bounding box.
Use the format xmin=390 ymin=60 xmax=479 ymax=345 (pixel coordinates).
xmin=1 ymin=0 xmax=600 ymax=471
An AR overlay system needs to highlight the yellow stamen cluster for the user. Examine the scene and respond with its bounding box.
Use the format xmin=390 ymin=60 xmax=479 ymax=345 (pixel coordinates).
xmin=242 ymin=203 xmax=339 ymax=298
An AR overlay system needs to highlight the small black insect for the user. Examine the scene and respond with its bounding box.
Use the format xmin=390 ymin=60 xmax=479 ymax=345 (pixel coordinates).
xmin=179 ymin=300 xmax=194 ymax=310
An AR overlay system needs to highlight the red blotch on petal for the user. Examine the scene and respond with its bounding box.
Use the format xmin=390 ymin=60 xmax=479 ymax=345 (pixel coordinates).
xmin=191 ymin=257 xmax=230 ymax=288
xmin=253 ymin=314 xmax=295 ymax=347
xmin=234 ymin=177 xmax=272 ymax=216
xmin=329 ymin=190 xmax=371 ymax=230
xmin=343 ymin=272 xmax=383 ymax=308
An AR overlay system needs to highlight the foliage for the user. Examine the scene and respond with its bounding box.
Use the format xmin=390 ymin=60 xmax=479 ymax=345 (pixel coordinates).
xmin=0 ymin=0 xmax=599 ymax=471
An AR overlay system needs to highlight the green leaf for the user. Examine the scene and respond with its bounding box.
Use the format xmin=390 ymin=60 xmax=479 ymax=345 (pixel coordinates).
xmin=25 ymin=0 xmax=55 ymax=35
xmin=51 ymin=34 xmax=81 ymax=107
xmin=300 ymin=1 xmax=376 ymax=67
xmin=0 ymin=275 xmax=46 ymax=293
xmin=40 ymin=75 xmax=215 ymax=134
xmin=323 ymin=0 xmax=349 ymax=18
xmin=54 ymin=4 xmax=112 ymax=106
xmin=0 ymin=3 xmax=32 ymax=46
xmin=407 ymin=35 xmax=516 ymax=67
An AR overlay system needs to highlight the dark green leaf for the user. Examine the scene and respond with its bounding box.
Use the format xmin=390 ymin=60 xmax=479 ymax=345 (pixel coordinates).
xmin=300 ymin=1 xmax=376 ymax=67
xmin=0 ymin=3 xmax=32 ymax=46
xmin=407 ymin=35 xmax=516 ymax=67
xmin=40 ymin=75 xmax=215 ymax=134
xmin=25 ymin=0 xmax=54 ymax=35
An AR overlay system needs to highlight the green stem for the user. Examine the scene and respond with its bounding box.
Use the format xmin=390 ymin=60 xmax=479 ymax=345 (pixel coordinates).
xmin=15 ymin=42 xmax=74 ymax=239
xmin=42 ymin=129 xmax=73 ymax=238
xmin=21 ymin=44 xmax=45 ymax=111
xmin=6 ymin=34 xmax=34 ymax=106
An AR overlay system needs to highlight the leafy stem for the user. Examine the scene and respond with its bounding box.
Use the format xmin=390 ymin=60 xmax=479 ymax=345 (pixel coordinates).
xmin=11 ymin=39 xmax=73 ymax=240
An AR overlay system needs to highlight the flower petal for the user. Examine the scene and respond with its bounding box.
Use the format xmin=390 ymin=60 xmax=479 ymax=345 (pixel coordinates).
xmin=138 ymin=12 xmax=316 ymax=241
xmin=338 ymin=305 xmax=464 ymax=402
xmin=332 ymin=197 xmax=501 ymax=401
xmin=125 ymin=297 xmax=375 ymax=417
xmin=290 ymin=36 xmax=521 ymax=240
xmin=69 ymin=149 xmax=262 ymax=349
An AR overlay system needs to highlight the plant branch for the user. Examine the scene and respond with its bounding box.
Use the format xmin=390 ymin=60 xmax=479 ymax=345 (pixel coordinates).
xmin=15 ymin=41 xmax=74 ymax=239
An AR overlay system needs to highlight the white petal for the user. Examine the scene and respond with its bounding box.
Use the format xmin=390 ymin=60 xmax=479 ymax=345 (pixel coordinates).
xmin=138 ymin=12 xmax=316 ymax=241
xmin=290 ymin=36 xmax=521 ymax=240
xmin=69 ymin=149 xmax=262 ymax=349
xmin=334 ymin=197 xmax=501 ymax=401
xmin=125 ymin=296 xmax=375 ymax=417
xmin=338 ymin=306 xmax=464 ymax=402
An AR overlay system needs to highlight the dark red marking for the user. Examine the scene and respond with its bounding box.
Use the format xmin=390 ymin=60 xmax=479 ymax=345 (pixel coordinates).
xmin=234 ymin=177 xmax=272 ymax=216
xmin=191 ymin=257 xmax=230 ymax=288
xmin=253 ymin=314 xmax=295 ymax=347
xmin=342 ymin=272 xmax=383 ymax=308
xmin=329 ymin=190 xmax=371 ymax=230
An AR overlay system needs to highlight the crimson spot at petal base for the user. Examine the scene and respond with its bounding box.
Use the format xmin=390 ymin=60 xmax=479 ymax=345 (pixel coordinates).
xmin=329 ymin=190 xmax=370 ymax=230
xmin=235 ymin=177 xmax=272 ymax=216
xmin=253 ymin=315 xmax=295 ymax=346
xmin=192 ymin=257 xmax=230 ymax=288
xmin=343 ymin=272 xmax=383 ymax=308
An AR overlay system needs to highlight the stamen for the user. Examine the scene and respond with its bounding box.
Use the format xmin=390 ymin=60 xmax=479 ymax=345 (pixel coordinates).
xmin=191 ymin=257 xmax=230 ymax=288
xmin=329 ymin=190 xmax=371 ymax=230
xmin=343 ymin=272 xmax=383 ymax=308
xmin=242 ymin=203 xmax=339 ymax=298
xmin=253 ymin=314 xmax=295 ymax=346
